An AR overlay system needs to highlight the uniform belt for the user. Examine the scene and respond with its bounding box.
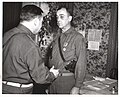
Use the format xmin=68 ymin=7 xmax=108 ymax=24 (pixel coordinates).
xmin=60 ymin=72 xmax=74 ymax=76
xmin=2 ymin=81 xmax=33 ymax=88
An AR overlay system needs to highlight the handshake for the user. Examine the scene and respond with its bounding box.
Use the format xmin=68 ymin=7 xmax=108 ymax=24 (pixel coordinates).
xmin=49 ymin=59 xmax=77 ymax=78
xmin=49 ymin=66 xmax=59 ymax=78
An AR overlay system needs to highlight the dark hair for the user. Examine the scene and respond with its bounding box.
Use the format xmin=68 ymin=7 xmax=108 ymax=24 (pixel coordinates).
xmin=20 ymin=5 xmax=43 ymax=22
xmin=57 ymin=5 xmax=73 ymax=16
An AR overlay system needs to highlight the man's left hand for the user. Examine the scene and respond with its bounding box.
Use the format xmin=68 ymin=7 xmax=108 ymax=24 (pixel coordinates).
xmin=70 ymin=87 xmax=80 ymax=94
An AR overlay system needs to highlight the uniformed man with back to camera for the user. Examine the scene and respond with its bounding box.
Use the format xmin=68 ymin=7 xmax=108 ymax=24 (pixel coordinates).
xmin=3 ymin=4 xmax=59 ymax=94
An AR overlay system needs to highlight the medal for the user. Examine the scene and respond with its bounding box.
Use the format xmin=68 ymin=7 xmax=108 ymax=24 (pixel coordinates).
xmin=63 ymin=42 xmax=68 ymax=47
xmin=63 ymin=48 xmax=66 ymax=51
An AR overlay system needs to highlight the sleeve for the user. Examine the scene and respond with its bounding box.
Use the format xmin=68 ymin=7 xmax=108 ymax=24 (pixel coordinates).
xmin=24 ymin=46 xmax=55 ymax=84
xmin=74 ymin=34 xmax=87 ymax=88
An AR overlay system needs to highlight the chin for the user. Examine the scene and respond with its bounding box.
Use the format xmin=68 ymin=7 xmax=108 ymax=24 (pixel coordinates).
xmin=58 ymin=26 xmax=63 ymax=29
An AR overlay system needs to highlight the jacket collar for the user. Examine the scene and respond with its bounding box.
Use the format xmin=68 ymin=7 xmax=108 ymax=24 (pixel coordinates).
xmin=17 ymin=24 xmax=35 ymax=40
xmin=3 ymin=24 xmax=35 ymax=46
xmin=59 ymin=27 xmax=74 ymax=37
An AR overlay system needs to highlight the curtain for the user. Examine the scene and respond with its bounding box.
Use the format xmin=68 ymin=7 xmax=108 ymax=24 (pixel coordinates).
xmin=106 ymin=2 xmax=118 ymax=79
xmin=3 ymin=2 xmax=22 ymax=34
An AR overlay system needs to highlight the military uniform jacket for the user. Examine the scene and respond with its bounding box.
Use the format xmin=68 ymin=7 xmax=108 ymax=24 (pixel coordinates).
xmin=3 ymin=24 xmax=55 ymax=84
xmin=49 ymin=27 xmax=86 ymax=88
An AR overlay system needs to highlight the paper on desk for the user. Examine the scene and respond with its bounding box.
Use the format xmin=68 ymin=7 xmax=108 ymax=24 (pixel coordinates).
xmin=86 ymin=83 xmax=107 ymax=91
xmin=93 ymin=76 xmax=105 ymax=81
xmin=80 ymin=89 xmax=101 ymax=95
xmin=83 ymin=80 xmax=108 ymax=91
xmin=100 ymin=77 xmax=117 ymax=84
xmin=83 ymin=80 xmax=98 ymax=85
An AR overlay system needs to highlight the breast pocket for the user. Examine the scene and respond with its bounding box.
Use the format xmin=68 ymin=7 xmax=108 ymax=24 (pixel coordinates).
xmin=63 ymin=48 xmax=75 ymax=60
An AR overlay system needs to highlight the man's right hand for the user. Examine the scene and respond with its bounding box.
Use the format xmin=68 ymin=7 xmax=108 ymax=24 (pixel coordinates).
xmin=50 ymin=66 xmax=59 ymax=78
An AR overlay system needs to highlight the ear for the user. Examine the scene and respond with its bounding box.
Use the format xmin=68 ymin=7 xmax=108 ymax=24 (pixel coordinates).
xmin=34 ymin=18 xmax=39 ymax=26
xmin=69 ymin=16 xmax=72 ymax=22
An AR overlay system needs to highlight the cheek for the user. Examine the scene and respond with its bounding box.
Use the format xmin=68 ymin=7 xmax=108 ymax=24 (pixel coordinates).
xmin=62 ymin=20 xmax=69 ymax=25
xmin=60 ymin=19 xmax=66 ymax=24
xmin=36 ymin=23 xmax=42 ymax=33
xmin=39 ymin=21 xmax=42 ymax=28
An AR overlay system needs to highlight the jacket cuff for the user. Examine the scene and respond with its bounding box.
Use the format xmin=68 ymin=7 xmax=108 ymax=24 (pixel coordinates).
xmin=75 ymin=80 xmax=84 ymax=88
xmin=46 ymin=72 xmax=56 ymax=82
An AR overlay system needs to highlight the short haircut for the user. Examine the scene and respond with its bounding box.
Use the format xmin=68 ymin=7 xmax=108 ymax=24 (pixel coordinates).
xmin=57 ymin=5 xmax=73 ymax=16
xmin=20 ymin=5 xmax=43 ymax=22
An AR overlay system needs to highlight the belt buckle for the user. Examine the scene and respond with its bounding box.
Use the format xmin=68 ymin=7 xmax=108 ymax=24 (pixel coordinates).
xmin=2 ymin=81 xmax=7 ymax=84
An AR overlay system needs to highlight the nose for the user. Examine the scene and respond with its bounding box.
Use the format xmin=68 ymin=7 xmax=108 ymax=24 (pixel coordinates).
xmin=57 ymin=16 xmax=60 ymax=22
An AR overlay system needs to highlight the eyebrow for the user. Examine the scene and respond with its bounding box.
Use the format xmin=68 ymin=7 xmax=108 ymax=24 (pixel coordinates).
xmin=57 ymin=14 xmax=65 ymax=16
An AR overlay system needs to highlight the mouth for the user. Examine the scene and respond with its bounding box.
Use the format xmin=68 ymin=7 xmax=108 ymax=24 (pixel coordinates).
xmin=57 ymin=23 xmax=61 ymax=26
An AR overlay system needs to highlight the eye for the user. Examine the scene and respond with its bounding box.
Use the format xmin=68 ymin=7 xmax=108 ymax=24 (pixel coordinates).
xmin=57 ymin=15 xmax=64 ymax=20
xmin=60 ymin=15 xmax=64 ymax=19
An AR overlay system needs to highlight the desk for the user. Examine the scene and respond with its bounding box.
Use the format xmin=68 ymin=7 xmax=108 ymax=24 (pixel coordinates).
xmin=80 ymin=76 xmax=118 ymax=95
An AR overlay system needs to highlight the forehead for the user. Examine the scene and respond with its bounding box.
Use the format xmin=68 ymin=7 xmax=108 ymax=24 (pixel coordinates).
xmin=57 ymin=8 xmax=68 ymax=16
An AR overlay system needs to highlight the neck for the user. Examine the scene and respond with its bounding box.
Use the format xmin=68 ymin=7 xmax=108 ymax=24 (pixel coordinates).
xmin=62 ymin=24 xmax=71 ymax=33
xmin=20 ymin=22 xmax=34 ymax=33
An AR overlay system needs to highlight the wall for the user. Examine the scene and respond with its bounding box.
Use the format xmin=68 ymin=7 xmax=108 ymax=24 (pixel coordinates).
xmin=3 ymin=2 xmax=22 ymax=34
xmin=72 ymin=2 xmax=111 ymax=77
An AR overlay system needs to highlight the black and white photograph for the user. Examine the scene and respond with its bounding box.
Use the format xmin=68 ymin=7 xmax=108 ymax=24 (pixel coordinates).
xmin=1 ymin=0 xmax=118 ymax=95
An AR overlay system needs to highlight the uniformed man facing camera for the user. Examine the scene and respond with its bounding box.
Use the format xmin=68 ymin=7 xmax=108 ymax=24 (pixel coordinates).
xmin=48 ymin=5 xmax=86 ymax=94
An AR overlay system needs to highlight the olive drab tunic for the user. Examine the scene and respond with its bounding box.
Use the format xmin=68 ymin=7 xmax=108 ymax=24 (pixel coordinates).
xmin=3 ymin=24 xmax=55 ymax=85
xmin=49 ymin=27 xmax=86 ymax=88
